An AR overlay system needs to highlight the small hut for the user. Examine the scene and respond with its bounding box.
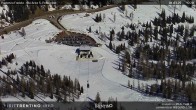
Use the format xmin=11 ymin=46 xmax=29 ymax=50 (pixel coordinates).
xmin=79 ymin=45 xmax=91 ymax=54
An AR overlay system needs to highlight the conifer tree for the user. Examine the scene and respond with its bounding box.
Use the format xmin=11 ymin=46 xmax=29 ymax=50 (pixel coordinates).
xmin=89 ymin=26 xmax=91 ymax=33
xmin=95 ymin=92 xmax=101 ymax=103
xmin=21 ymin=77 xmax=25 ymax=98
xmin=99 ymin=13 xmax=102 ymax=22
xmin=0 ymin=98 xmax=4 ymax=110
xmin=109 ymin=41 xmax=113 ymax=50
xmin=80 ymin=86 xmax=83 ymax=94
xmin=29 ymin=80 xmax=35 ymax=99
xmin=181 ymin=12 xmax=185 ymax=23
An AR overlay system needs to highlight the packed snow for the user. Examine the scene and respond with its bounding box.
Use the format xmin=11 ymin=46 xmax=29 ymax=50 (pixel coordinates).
xmin=3 ymin=5 xmax=194 ymax=102
xmin=59 ymin=5 xmax=196 ymax=44
xmin=59 ymin=4 xmax=196 ymax=101
xmin=0 ymin=18 xmax=168 ymax=102
xmin=61 ymin=5 xmax=99 ymax=10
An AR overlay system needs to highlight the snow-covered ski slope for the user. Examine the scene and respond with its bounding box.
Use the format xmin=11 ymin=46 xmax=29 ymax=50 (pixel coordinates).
xmin=60 ymin=4 xmax=196 ymax=101
xmin=3 ymin=5 xmax=195 ymax=102
xmin=0 ymin=20 xmax=166 ymax=102
xmin=0 ymin=19 xmax=167 ymax=102
xmin=59 ymin=5 xmax=196 ymax=44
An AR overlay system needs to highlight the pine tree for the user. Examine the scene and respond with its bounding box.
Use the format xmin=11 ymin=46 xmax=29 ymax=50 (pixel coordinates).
xmin=41 ymin=65 xmax=45 ymax=77
xmin=134 ymin=0 xmax=137 ymax=10
xmin=181 ymin=12 xmax=185 ymax=23
xmin=95 ymin=92 xmax=101 ymax=103
xmin=16 ymin=75 xmax=20 ymax=84
xmin=125 ymin=51 xmax=131 ymax=65
xmin=116 ymin=46 xmax=120 ymax=54
xmin=165 ymin=80 xmax=171 ymax=99
xmin=0 ymin=98 xmax=4 ymax=110
xmin=77 ymin=81 xmax=80 ymax=92
xmin=144 ymin=83 xmax=148 ymax=94
xmin=150 ymin=84 xmax=155 ymax=95
xmin=119 ymin=30 xmax=125 ymax=41
xmin=95 ymin=14 xmax=99 ymax=22
xmin=109 ymin=41 xmax=112 ymax=50
xmin=80 ymin=86 xmax=83 ymax=94
xmin=121 ymin=4 xmax=125 ymax=11
xmin=129 ymin=66 xmax=133 ymax=78
xmin=21 ymin=28 xmax=26 ymax=36
xmin=118 ymin=62 xmax=121 ymax=70
xmin=50 ymin=90 xmax=53 ymax=99
xmin=21 ymin=77 xmax=26 ymax=98
xmin=190 ymin=26 xmax=195 ymax=37
xmin=110 ymin=31 xmax=113 ymax=41
xmin=29 ymin=80 xmax=35 ymax=99
xmin=154 ymin=17 xmax=158 ymax=26
xmin=154 ymin=26 xmax=158 ymax=40
xmin=99 ymin=13 xmax=102 ymax=22
xmin=89 ymin=26 xmax=91 ymax=33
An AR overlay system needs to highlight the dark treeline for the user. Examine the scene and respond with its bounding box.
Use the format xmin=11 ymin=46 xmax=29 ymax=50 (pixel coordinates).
xmin=149 ymin=79 xmax=196 ymax=102
xmin=109 ymin=10 xmax=196 ymax=62
xmin=127 ymin=78 xmax=196 ymax=102
xmin=104 ymin=7 xmax=196 ymax=102
xmin=2 ymin=0 xmax=111 ymax=23
xmin=0 ymin=53 xmax=15 ymax=68
xmin=1 ymin=0 xmax=146 ymax=23
xmin=0 ymin=60 xmax=83 ymax=102
xmin=3 ymin=0 xmax=46 ymax=22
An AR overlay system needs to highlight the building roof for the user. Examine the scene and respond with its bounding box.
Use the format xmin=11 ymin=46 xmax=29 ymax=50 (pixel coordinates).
xmin=80 ymin=45 xmax=91 ymax=51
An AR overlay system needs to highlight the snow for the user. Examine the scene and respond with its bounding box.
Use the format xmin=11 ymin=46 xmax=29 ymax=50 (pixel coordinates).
xmin=59 ymin=5 xmax=196 ymax=45
xmin=3 ymin=5 xmax=195 ymax=102
xmin=0 ymin=18 xmax=169 ymax=102
xmin=48 ymin=4 xmax=56 ymax=11
xmin=58 ymin=4 xmax=196 ymax=101
xmin=0 ymin=5 xmax=11 ymax=28
xmin=0 ymin=5 xmax=9 ymax=15
xmin=61 ymin=5 xmax=72 ymax=10
xmin=61 ymin=5 xmax=98 ymax=10
xmin=0 ymin=6 xmax=3 ymax=14
xmin=45 ymin=0 xmax=56 ymax=11
xmin=79 ymin=45 xmax=91 ymax=51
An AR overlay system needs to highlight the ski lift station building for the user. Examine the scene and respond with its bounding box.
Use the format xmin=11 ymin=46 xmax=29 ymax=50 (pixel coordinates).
xmin=76 ymin=45 xmax=91 ymax=55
